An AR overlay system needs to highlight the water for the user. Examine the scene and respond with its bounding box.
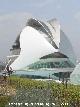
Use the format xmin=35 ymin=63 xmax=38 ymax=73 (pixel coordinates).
xmin=12 ymin=70 xmax=59 ymax=80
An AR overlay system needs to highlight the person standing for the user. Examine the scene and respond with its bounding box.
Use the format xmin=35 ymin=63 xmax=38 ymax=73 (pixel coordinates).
xmin=6 ymin=65 xmax=13 ymax=77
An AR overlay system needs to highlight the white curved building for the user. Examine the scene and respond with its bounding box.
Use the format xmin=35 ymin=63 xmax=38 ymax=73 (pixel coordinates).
xmin=70 ymin=63 xmax=80 ymax=85
xmin=7 ymin=18 xmax=76 ymax=79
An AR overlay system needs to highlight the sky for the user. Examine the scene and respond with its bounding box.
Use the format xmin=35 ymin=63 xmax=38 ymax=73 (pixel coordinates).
xmin=0 ymin=0 xmax=80 ymax=61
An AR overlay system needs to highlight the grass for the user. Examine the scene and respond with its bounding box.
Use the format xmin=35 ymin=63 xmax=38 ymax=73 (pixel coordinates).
xmin=0 ymin=96 xmax=11 ymax=107
xmin=0 ymin=75 xmax=80 ymax=107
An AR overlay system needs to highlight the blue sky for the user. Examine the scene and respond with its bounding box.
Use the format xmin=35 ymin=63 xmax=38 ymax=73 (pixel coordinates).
xmin=0 ymin=0 xmax=80 ymax=61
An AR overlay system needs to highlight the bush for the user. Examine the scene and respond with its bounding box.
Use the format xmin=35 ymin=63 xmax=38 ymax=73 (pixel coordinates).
xmin=4 ymin=76 xmax=80 ymax=107
xmin=0 ymin=96 xmax=11 ymax=107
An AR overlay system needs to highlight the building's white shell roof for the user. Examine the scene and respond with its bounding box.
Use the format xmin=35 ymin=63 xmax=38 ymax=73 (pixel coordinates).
xmin=10 ymin=18 xmax=76 ymax=70
xmin=11 ymin=26 xmax=58 ymax=70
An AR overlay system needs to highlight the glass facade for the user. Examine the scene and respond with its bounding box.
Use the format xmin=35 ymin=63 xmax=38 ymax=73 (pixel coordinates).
xmin=28 ymin=59 xmax=75 ymax=70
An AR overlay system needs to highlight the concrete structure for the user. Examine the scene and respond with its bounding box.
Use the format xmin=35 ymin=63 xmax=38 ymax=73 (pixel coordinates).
xmin=70 ymin=63 xmax=80 ymax=85
xmin=7 ymin=18 xmax=76 ymax=79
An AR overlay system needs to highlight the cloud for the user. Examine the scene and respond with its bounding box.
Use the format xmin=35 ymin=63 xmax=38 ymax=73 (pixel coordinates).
xmin=74 ymin=12 xmax=80 ymax=22
xmin=29 ymin=0 xmax=53 ymax=8
xmin=0 ymin=12 xmax=32 ymax=21
xmin=0 ymin=12 xmax=32 ymax=61
xmin=56 ymin=5 xmax=61 ymax=9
